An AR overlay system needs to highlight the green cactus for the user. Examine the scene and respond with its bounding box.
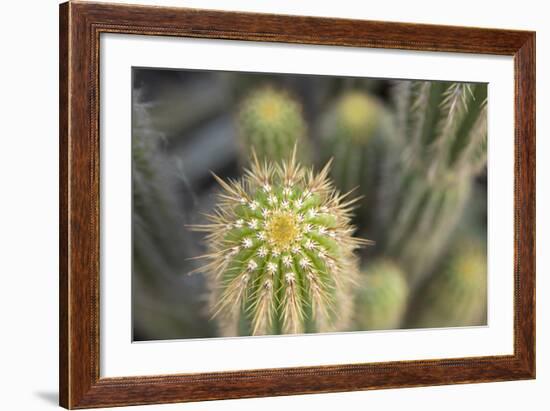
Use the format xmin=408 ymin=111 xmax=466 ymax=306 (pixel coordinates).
xmin=132 ymin=90 xmax=216 ymax=339
xmin=192 ymin=150 xmax=368 ymax=336
xmin=384 ymin=81 xmax=487 ymax=286
xmin=406 ymin=241 xmax=487 ymax=328
xmin=353 ymin=260 xmax=409 ymax=331
xmin=237 ymin=87 xmax=310 ymax=163
xmin=320 ymin=91 xmax=394 ymax=228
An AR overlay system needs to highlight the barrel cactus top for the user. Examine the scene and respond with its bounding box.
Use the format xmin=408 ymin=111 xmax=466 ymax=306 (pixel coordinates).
xmin=193 ymin=150 xmax=368 ymax=335
xmin=435 ymin=242 xmax=487 ymax=297
xmin=237 ymin=87 xmax=308 ymax=162
xmin=327 ymin=91 xmax=387 ymax=144
xmin=408 ymin=241 xmax=487 ymax=328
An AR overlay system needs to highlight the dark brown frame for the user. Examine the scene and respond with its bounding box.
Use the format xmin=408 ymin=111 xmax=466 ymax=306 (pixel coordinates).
xmin=59 ymin=1 xmax=536 ymax=409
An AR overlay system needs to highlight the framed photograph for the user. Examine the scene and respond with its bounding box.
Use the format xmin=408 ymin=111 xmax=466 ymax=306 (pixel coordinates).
xmin=59 ymin=1 xmax=535 ymax=409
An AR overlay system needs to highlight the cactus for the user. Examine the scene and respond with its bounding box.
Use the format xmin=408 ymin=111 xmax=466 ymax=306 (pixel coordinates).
xmin=192 ymin=150 xmax=368 ymax=336
xmin=133 ymin=91 xmax=184 ymax=278
xmin=406 ymin=241 xmax=487 ymax=328
xmin=353 ymin=260 xmax=409 ymax=331
xmin=237 ymin=87 xmax=310 ymax=163
xmin=383 ymin=81 xmax=487 ymax=286
xmin=320 ymin=91 xmax=394 ymax=228
xmin=132 ymin=90 xmax=216 ymax=339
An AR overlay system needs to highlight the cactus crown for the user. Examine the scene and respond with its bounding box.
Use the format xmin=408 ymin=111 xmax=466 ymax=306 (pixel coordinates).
xmin=238 ymin=87 xmax=307 ymax=161
xmin=444 ymin=242 xmax=487 ymax=286
xmin=409 ymin=241 xmax=487 ymax=328
xmin=193 ymin=149 xmax=367 ymax=335
xmin=334 ymin=92 xmax=381 ymax=143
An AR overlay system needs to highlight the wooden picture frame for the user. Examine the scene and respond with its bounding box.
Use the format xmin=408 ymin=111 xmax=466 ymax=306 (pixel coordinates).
xmin=59 ymin=1 xmax=535 ymax=408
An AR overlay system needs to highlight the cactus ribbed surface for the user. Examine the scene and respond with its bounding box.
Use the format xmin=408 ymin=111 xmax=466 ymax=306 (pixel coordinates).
xmin=385 ymin=81 xmax=487 ymax=286
xmin=354 ymin=260 xmax=409 ymax=331
xmin=193 ymin=150 xmax=367 ymax=335
xmin=237 ymin=87 xmax=309 ymax=163
xmin=320 ymin=91 xmax=394 ymax=228
xmin=407 ymin=241 xmax=487 ymax=328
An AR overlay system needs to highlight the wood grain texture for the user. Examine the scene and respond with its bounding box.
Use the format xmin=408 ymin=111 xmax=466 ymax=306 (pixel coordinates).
xmin=59 ymin=2 xmax=69 ymax=407
xmin=59 ymin=1 xmax=536 ymax=408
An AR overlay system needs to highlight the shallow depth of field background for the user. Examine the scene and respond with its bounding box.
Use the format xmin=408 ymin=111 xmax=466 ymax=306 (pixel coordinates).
xmin=132 ymin=68 xmax=487 ymax=341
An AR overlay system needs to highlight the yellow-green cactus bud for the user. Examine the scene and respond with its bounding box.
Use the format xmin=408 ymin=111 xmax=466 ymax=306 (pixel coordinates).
xmin=333 ymin=92 xmax=383 ymax=143
xmin=238 ymin=87 xmax=309 ymax=163
xmin=408 ymin=241 xmax=487 ymax=328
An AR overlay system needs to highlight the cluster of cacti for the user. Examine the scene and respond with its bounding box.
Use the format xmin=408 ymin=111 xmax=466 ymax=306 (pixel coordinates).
xmin=192 ymin=150 xmax=367 ymax=335
xmin=383 ymin=81 xmax=488 ymax=286
xmin=407 ymin=241 xmax=487 ymax=328
xmin=353 ymin=260 xmax=409 ymax=330
xmin=320 ymin=92 xmax=394 ymax=228
xmin=132 ymin=69 xmax=490 ymax=340
xmin=237 ymin=87 xmax=310 ymax=163
xmin=207 ymin=81 xmax=487 ymax=335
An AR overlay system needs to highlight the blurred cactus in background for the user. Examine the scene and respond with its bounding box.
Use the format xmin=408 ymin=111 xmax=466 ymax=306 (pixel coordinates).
xmin=192 ymin=151 xmax=367 ymax=335
xmin=406 ymin=240 xmax=487 ymax=328
xmin=132 ymin=90 xmax=216 ymax=340
xmin=237 ymin=87 xmax=311 ymax=164
xmin=320 ymin=91 xmax=394 ymax=229
xmin=383 ymin=81 xmax=487 ymax=287
xmin=353 ymin=260 xmax=409 ymax=331
xmin=133 ymin=90 xmax=184 ymax=286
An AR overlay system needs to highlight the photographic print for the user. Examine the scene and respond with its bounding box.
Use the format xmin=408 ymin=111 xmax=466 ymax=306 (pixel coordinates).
xmin=132 ymin=68 xmax=488 ymax=341
xmin=60 ymin=5 xmax=535 ymax=406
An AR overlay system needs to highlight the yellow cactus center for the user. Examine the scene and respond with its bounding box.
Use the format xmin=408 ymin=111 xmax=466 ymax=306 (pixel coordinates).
xmin=339 ymin=93 xmax=378 ymax=140
xmin=265 ymin=212 xmax=300 ymax=249
xmin=258 ymin=98 xmax=282 ymax=123
xmin=455 ymin=254 xmax=484 ymax=284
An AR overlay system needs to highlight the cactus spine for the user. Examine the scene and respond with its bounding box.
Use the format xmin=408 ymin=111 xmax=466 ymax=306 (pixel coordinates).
xmin=237 ymin=87 xmax=310 ymax=163
xmin=193 ymin=150 xmax=367 ymax=335
xmin=407 ymin=241 xmax=487 ymax=328
xmin=385 ymin=81 xmax=487 ymax=286
xmin=320 ymin=91 xmax=394 ymax=228
xmin=353 ymin=260 xmax=409 ymax=331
